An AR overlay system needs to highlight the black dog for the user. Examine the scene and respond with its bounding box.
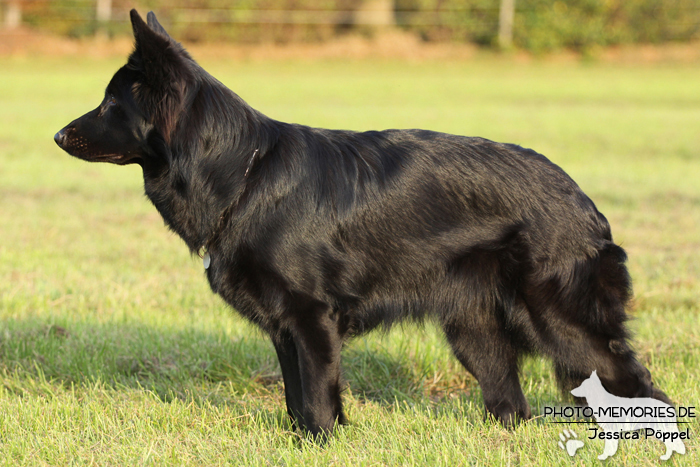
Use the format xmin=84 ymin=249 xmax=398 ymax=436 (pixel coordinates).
xmin=55 ymin=10 xmax=670 ymax=437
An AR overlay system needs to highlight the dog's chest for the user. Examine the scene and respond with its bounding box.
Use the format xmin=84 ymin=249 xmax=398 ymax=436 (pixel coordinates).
xmin=201 ymin=245 xmax=274 ymax=325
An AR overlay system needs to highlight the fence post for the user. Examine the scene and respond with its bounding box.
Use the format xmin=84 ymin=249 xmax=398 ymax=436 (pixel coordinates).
xmin=96 ymin=0 xmax=112 ymax=23
xmin=355 ymin=0 xmax=395 ymax=26
xmin=4 ymin=0 xmax=22 ymax=29
xmin=498 ymin=0 xmax=515 ymax=49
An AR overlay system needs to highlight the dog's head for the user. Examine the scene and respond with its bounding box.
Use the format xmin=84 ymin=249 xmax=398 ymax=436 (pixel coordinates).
xmin=54 ymin=10 xmax=193 ymax=167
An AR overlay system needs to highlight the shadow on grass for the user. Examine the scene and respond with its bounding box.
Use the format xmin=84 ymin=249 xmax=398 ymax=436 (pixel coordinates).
xmin=1 ymin=319 xmax=578 ymax=439
xmin=0 ymin=319 xmax=482 ymax=411
xmin=0 ymin=319 xmax=275 ymax=402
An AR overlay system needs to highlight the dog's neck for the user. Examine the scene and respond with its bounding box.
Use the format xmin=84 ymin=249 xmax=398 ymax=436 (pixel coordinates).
xmin=140 ymin=74 xmax=281 ymax=254
xmin=141 ymin=149 xmax=256 ymax=254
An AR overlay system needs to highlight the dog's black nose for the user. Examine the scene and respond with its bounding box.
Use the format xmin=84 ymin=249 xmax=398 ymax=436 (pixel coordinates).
xmin=54 ymin=130 xmax=67 ymax=147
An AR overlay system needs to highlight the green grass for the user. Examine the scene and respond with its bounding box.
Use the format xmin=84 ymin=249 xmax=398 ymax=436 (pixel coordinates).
xmin=1 ymin=54 xmax=699 ymax=465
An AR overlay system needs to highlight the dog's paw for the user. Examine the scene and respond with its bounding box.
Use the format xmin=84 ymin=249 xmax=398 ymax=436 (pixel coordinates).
xmin=558 ymin=429 xmax=584 ymax=457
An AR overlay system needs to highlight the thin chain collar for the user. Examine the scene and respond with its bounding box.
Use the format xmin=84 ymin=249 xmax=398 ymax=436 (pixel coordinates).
xmin=198 ymin=148 xmax=259 ymax=262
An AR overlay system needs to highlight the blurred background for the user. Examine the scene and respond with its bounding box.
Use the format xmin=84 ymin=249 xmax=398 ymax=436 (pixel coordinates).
xmin=1 ymin=0 xmax=699 ymax=54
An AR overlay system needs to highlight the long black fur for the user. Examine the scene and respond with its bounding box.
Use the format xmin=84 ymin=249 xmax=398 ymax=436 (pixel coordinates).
xmin=55 ymin=10 xmax=670 ymax=437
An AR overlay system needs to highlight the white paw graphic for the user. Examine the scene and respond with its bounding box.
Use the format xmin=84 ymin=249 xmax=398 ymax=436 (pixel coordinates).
xmin=558 ymin=429 xmax=584 ymax=457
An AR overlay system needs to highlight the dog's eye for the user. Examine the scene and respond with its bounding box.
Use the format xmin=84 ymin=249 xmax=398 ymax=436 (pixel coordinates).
xmin=107 ymin=96 xmax=117 ymax=106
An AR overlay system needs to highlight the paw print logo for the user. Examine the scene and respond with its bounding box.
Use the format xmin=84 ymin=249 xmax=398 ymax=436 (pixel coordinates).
xmin=558 ymin=429 xmax=584 ymax=457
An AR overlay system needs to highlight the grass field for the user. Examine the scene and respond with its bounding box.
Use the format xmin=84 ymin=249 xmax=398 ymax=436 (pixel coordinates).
xmin=0 ymin=54 xmax=699 ymax=465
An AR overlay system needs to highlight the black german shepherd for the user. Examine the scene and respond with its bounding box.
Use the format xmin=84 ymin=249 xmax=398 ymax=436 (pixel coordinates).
xmin=55 ymin=10 xmax=670 ymax=437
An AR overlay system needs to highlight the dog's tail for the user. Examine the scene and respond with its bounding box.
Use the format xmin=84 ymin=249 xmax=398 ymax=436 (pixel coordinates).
xmin=523 ymin=241 xmax=673 ymax=403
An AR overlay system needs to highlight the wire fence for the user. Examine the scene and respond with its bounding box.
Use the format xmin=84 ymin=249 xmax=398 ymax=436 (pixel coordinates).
xmin=15 ymin=9 xmax=496 ymax=26
xmin=3 ymin=3 xmax=506 ymax=26
xmin=2 ymin=1 xmax=700 ymax=52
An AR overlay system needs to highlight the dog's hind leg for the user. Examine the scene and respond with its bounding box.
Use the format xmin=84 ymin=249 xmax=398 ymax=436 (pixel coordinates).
xmin=442 ymin=316 xmax=531 ymax=427
xmin=442 ymin=234 xmax=533 ymax=427
xmin=440 ymin=270 xmax=532 ymax=428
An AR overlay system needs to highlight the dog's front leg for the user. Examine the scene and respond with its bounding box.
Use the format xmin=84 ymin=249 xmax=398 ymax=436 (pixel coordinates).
xmin=273 ymin=329 xmax=305 ymax=430
xmin=283 ymin=299 xmax=346 ymax=439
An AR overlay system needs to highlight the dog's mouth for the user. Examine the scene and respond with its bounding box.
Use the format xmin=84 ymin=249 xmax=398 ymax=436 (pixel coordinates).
xmin=54 ymin=129 xmax=138 ymax=165
xmin=79 ymin=152 xmax=137 ymax=165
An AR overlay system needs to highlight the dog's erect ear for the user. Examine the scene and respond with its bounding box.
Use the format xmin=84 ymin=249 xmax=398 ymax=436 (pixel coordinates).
xmin=129 ymin=9 xmax=193 ymax=143
xmin=130 ymin=9 xmax=180 ymax=69
xmin=146 ymin=11 xmax=169 ymax=38
xmin=130 ymin=9 xmax=159 ymax=44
